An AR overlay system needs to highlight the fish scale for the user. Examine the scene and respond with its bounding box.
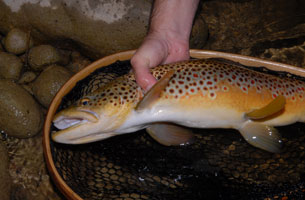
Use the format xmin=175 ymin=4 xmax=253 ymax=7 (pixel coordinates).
xmin=147 ymin=60 xmax=305 ymax=102
xmin=52 ymin=59 xmax=305 ymax=153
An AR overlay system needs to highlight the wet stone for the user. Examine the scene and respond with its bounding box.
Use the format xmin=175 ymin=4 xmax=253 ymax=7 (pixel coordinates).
xmin=66 ymin=51 xmax=91 ymax=73
xmin=0 ymin=80 xmax=43 ymax=138
xmin=18 ymin=71 xmax=37 ymax=84
xmin=3 ymin=28 xmax=33 ymax=55
xmin=21 ymin=84 xmax=34 ymax=95
xmin=57 ymin=49 xmax=71 ymax=66
xmin=28 ymin=45 xmax=61 ymax=71
xmin=32 ymin=65 xmax=72 ymax=107
xmin=0 ymin=52 xmax=23 ymax=80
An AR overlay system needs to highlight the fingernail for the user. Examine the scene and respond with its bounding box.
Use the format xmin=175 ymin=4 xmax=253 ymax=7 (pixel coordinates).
xmin=137 ymin=78 xmax=155 ymax=92
xmin=144 ymin=83 xmax=153 ymax=92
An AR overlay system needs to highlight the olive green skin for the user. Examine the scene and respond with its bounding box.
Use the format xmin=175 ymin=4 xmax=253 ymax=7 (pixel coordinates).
xmin=0 ymin=80 xmax=43 ymax=138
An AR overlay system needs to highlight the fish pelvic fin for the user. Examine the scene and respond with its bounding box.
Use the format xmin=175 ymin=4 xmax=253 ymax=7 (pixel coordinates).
xmin=245 ymin=95 xmax=286 ymax=120
xmin=146 ymin=123 xmax=195 ymax=146
xmin=239 ymin=121 xmax=282 ymax=153
xmin=136 ymin=70 xmax=175 ymax=111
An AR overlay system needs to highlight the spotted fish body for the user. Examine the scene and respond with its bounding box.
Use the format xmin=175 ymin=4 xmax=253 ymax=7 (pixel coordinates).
xmin=52 ymin=59 xmax=305 ymax=152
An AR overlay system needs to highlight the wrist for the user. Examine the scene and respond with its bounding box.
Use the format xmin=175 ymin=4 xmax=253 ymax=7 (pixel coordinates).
xmin=149 ymin=0 xmax=199 ymax=41
xmin=145 ymin=29 xmax=190 ymax=64
xmin=147 ymin=29 xmax=189 ymax=52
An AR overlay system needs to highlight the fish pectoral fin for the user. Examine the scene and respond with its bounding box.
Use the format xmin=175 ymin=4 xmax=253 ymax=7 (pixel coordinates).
xmin=136 ymin=70 xmax=175 ymax=111
xmin=245 ymin=95 xmax=286 ymax=120
xmin=239 ymin=121 xmax=282 ymax=153
xmin=146 ymin=123 xmax=195 ymax=146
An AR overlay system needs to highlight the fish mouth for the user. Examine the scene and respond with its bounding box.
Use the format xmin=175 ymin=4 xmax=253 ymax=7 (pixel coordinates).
xmin=53 ymin=131 xmax=116 ymax=144
xmin=53 ymin=108 xmax=99 ymax=130
xmin=52 ymin=108 xmax=116 ymax=144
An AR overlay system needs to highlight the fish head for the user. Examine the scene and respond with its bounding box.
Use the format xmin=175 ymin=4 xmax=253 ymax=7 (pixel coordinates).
xmin=52 ymin=80 xmax=143 ymax=144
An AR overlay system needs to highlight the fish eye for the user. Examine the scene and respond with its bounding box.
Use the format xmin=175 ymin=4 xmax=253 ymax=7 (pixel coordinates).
xmin=80 ymin=98 xmax=90 ymax=106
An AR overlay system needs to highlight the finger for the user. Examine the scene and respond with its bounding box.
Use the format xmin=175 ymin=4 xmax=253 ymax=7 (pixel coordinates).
xmin=131 ymin=55 xmax=157 ymax=91
xmin=135 ymin=65 xmax=157 ymax=92
xmin=131 ymin=39 xmax=167 ymax=91
xmin=132 ymin=38 xmax=167 ymax=68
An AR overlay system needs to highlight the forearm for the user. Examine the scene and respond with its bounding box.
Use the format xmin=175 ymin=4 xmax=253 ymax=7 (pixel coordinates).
xmin=150 ymin=0 xmax=200 ymax=41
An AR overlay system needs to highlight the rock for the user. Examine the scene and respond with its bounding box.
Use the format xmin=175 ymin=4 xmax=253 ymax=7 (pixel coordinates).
xmin=18 ymin=71 xmax=37 ymax=84
xmin=57 ymin=49 xmax=71 ymax=66
xmin=201 ymin=0 xmax=305 ymax=56
xmin=261 ymin=43 xmax=305 ymax=68
xmin=66 ymin=51 xmax=91 ymax=73
xmin=190 ymin=14 xmax=209 ymax=49
xmin=0 ymin=79 xmax=43 ymax=138
xmin=21 ymin=83 xmax=34 ymax=95
xmin=3 ymin=28 xmax=33 ymax=54
xmin=0 ymin=52 xmax=23 ymax=80
xmin=11 ymin=184 xmax=32 ymax=200
xmin=0 ymin=142 xmax=11 ymax=200
xmin=6 ymin=134 xmax=62 ymax=200
xmin=18 ymin=53 xmax=28 ymax=64
xmin=0 ymin=0 xmax=207 ymax=59
xmin=1 ymin=37 xmax=4 ymax=46
xmin=28 ymin=45 xmax=61 ymax=71
xmin=32 ymin=65 xmax=72 ymax=107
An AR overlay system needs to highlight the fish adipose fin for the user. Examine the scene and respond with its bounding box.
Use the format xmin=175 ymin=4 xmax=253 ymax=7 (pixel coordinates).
xmin=245 ymin=95 xmax=286 ymax=120
xmin=146 ymin=123 xmax=195 ymax=146
xmin=239 ymin=121 xmax=282 ymax=153
xmin=136 ymin=70 xmax=175 ymax=111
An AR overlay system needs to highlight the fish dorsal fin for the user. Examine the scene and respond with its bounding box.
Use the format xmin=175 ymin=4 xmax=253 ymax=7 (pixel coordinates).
xmin=245 ymin=95 xmax=286 ymax=120
xmin=136 ymin=70 xmax=175 ymax=111
xmin=146 ymin=123 xmax=195 ymax=146
xmin=239 ymin=121 xmax=282 ymax=153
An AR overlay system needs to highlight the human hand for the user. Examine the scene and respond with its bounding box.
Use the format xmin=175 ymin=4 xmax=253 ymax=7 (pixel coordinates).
xmin=131 ymin=31 xmax=190 ymax=91
xmin=130 ymin=0 xmax=199 ymax=92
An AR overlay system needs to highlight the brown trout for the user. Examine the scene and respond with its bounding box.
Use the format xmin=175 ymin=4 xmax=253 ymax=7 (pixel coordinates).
xmin=52 ymin=59 xmax=305 ymax=153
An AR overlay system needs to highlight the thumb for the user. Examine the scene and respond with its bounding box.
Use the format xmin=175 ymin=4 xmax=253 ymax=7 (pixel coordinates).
xmin=131 ymin=56 xmax=157 ymax=91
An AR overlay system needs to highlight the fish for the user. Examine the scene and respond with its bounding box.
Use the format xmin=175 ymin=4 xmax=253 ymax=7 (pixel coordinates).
xmin=52 ymin=58 xmax=305 ymax=153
